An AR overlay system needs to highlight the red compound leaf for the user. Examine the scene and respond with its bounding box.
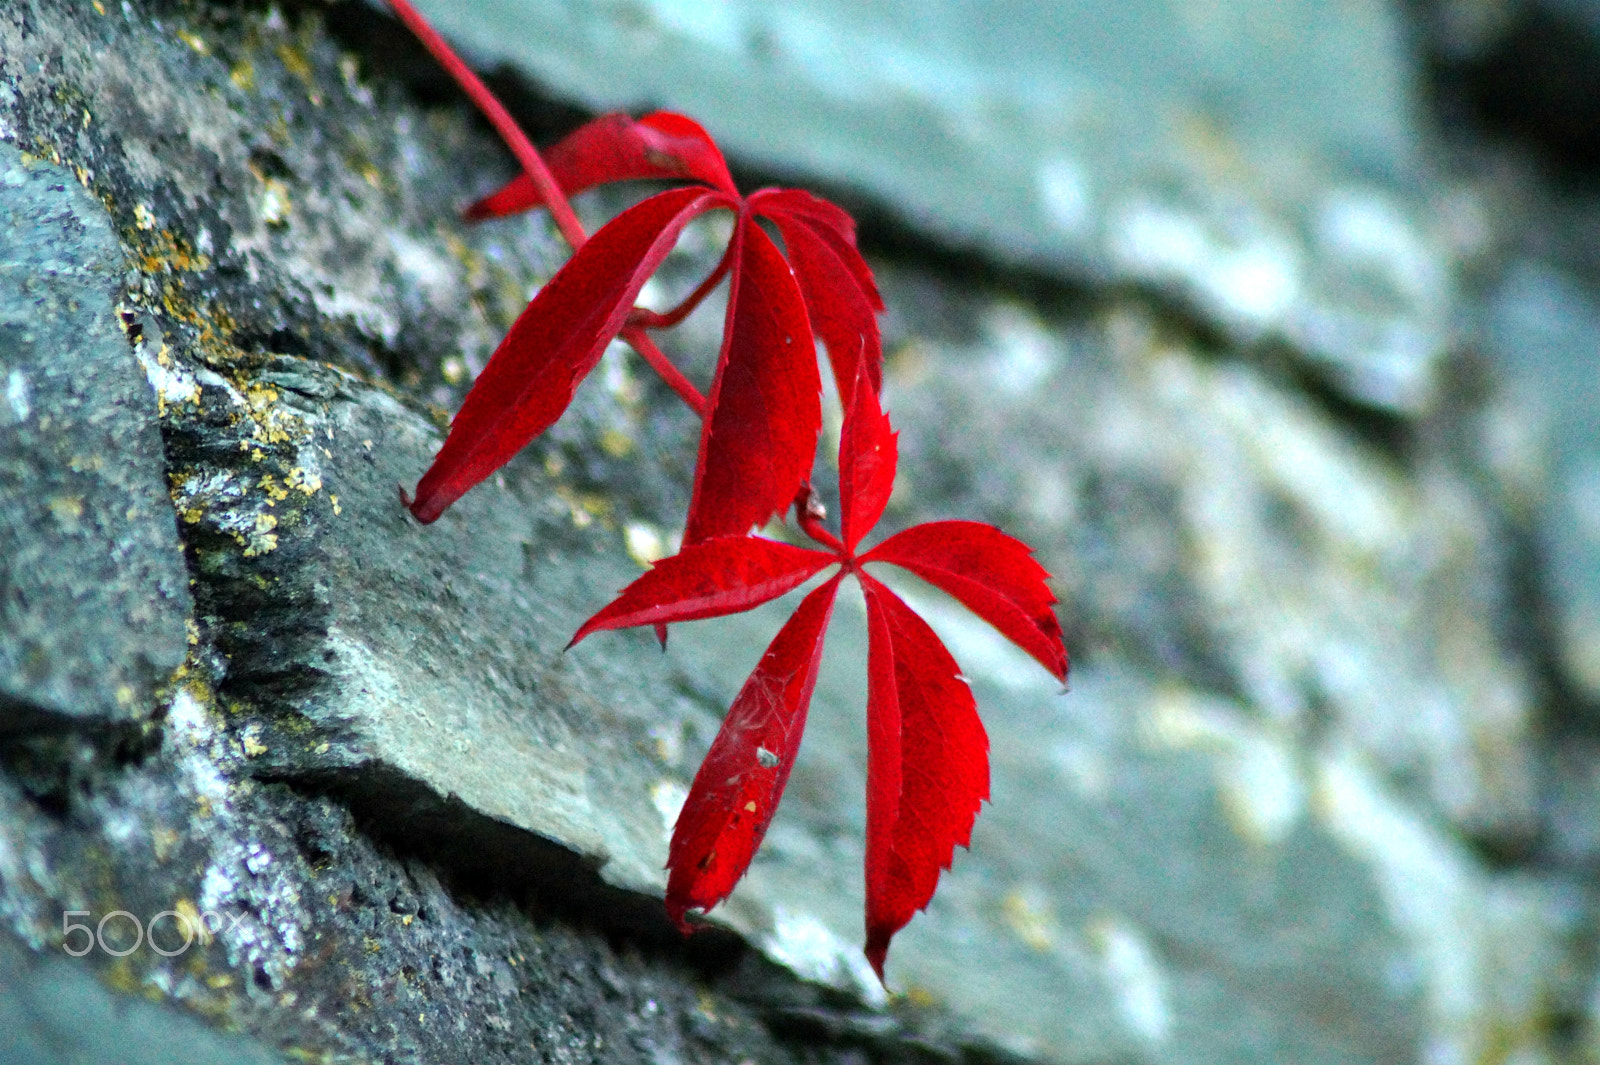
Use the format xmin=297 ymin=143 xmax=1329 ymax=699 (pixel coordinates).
xmin=682 ymin=211 xmax=822 ymax=544
xmin=863 ymin=521 xmax=1068 ymax=682
xmin=407 ymin=186 xmax=726 ymax=523
xmin=754 ymin=189 xmax=884 ymax=403
xmin=859 ymin=572 xmax=989 ymax=980
xmin=569 ymin=536 xmax=835 ymax=646
xmin=665 ymin=576 xmax=843 ymax=928
xmin=465 ymin=111 xmax=737 ymax=220
xmin=386 ymin=0 xmax=1066 ymax=986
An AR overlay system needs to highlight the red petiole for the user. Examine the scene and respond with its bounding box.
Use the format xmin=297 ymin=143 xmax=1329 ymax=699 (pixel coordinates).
xmin=627 ymin=236 xmax=736 ymax=332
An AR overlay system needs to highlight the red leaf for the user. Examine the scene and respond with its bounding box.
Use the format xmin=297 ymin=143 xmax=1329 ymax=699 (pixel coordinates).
xmin=569 ymin=536 xmax=835 ymax=645
xmin=860 ymin=573 xmax=988 ymax=979
xmin=755 ymin=190 xmax=884 ymax=401
xmin=665 ymin=576 xmax=843 ymax=927
xmin=837 ymin=370 xmax=897 ymax=553
xmin=408 ymin=186 xmax=725 ymax=523
xmin=862 ymin=520 xmax=1068 ymax=682
xmin=682 ymin=212 xmax=822 ymax=543
xmin=465 ymin=111 xmax=737 ymax=220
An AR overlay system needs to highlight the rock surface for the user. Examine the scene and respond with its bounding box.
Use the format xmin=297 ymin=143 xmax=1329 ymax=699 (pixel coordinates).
xmin=3 ymin=1 xmax=1600 ymax=1064
xmin=0 ymin=143 xmax=191 ymax=731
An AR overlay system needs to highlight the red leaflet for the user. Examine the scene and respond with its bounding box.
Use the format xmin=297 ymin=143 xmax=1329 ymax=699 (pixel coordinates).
xmin=838 ymin=370 xmax=897 ymax=551
xmin=569 ymin=535 xmax=834 ymax=644
xmin=465 ymin=111 xmax=738 ymax=219
xmin=859 ymin=572 xmax=988 ymax=980
xmin=407 ymin=186 xmax=725 ymax=522
xmin=665 ymin=576 xmax=842 ymax=927
xmin=863 ymin=521 xmax=1069 ymax=681
xmin=681 ymin=213 xmax=822 ymax=543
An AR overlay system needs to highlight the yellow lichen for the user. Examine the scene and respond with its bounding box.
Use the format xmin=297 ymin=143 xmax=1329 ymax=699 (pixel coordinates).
xmin=150 ymin=828 xmax=180 ymax=863
xmin=174 ymin=899 xmax=212 ymax=946
xmin=275 ymin=42 xmax=322 ymax=105
xmin=286 ymin=467 xmax=322 ymax=495
xmin=1000 ymin=889 xmax=1061 ymax=953
xmin=553 ymin=485 xmax=613 ymax=529
xmin=240 ymin=727 xmax=268 ymax=757
xmin=132 ymin=228 xmax=210 ymax=274
xmin=258 ymin=473 xmax=290 ymax=504
xmin=47 ymin=494 xmax=84 ymax=524
xmin=242 ymin=512 xmax=279 ymax=557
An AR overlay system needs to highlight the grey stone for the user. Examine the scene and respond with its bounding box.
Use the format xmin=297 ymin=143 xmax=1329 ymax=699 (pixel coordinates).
xmin=160 ymin=354 xmax=688 ymax=900
xmin=670 ymin=608 xmax=1429 ymax=1063
xmin=0 ymin=144 xmax=192 ymax=729
xmin=1485 ymin=261 xmax=1600 ymax=703
xmin=0 ymin=927 xmax=286 ymax=1065
xmin=881 ymin=291 xmax=1538 ymax=844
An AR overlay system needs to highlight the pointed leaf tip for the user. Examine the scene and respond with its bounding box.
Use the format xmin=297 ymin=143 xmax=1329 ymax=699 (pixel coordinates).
xmin=864 ymin=934 xmax=890 ymax=984
xmin=838 ymin=369 xmax=897 ymax=552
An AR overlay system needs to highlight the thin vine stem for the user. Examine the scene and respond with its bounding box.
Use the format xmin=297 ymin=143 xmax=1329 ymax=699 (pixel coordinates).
xmin=627 ymin=239 xmax=735 ymax=332
xmin=621 ymin=326 xmax=708 ymax=417
xmin=384 ymin=0 xmax=586 ymax=250
xmin=794 ymin=483 xmax=847 ymax=555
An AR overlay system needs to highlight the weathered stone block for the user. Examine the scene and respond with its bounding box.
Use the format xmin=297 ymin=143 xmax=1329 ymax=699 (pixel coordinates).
xmin=0 ymin=144 xmax=191 ymax=730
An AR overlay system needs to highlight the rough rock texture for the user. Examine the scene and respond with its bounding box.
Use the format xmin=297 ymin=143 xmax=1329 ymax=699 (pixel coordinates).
xmin=0 ymin=142 xmax=192 ymax=731
xmin=5 ymin=0 xmax=1600 ymax=1064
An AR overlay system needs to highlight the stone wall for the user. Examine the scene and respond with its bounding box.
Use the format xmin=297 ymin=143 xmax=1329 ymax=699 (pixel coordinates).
xmin=3 ymin=1 xmax=1599 ymax=1063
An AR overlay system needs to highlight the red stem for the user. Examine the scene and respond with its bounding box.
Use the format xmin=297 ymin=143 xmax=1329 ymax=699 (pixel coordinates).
xmin=627 ymin=240 xmax=734 ymax=331
xmin=621 ymin=326 xmax=708 ymax=416
xmin=793 ymin=483 xmax=847 ymax=556
xmin=384 ymin=0 xmax=586 ymax=250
